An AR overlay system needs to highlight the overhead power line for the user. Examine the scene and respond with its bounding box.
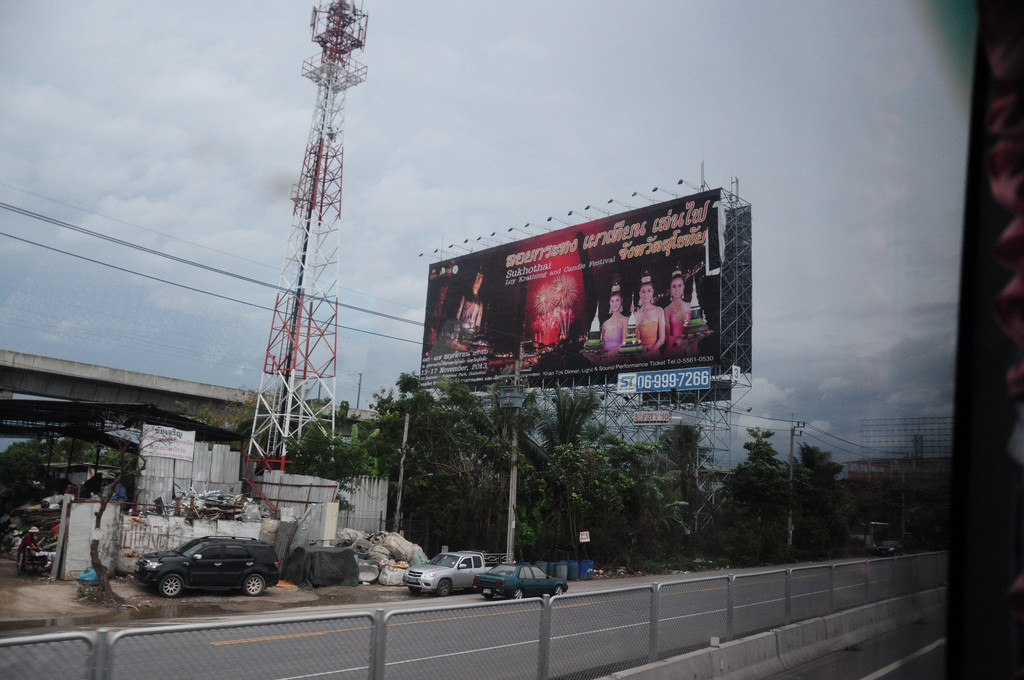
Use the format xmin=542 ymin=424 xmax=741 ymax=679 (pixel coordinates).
xmin=0 ymin=201 xmax=423 ymax=328
xmin=0 ymin=229 xmax=420 ymax=346
xmin=0 ymin=182 xmax=423 ymax=313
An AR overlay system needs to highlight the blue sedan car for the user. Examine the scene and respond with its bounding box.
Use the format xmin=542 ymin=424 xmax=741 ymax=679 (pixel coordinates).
xmin=472 ymin=563 xmax=568 ymax=599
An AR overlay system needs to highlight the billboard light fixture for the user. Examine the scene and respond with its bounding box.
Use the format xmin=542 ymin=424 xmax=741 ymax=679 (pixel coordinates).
xmin=652 ymin=186 xmax=680 ymax=198
xmin=631 ymin=191 xmax=655 ymax=204
xmin=547 ymin=215 xmax=570 ymax=226
xmin=608 ymin=198 xmax=632 ymax=209
xmin=677 ymin=178 xmax=701 ymax=191
xmin=584 ymin=204 xmax=610 ymax=215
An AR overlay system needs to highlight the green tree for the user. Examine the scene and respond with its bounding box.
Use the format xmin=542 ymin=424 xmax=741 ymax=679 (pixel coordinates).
xmin=371 ymin=376 xmax=508 ymax=552
xmin=791 ymin=442 xmax=848 ymax=556
xmin=284 ymin=425 xmax=374 ymax=507
xmin=0 ymin=440 xmax=43 ymax=485
xmin=536 ymin=386 xmax=601 ymax=465
xmin=719 ymin=427 xmax=790 ymax=564
xmin=655 ymin=423 xmax=704 ymax=530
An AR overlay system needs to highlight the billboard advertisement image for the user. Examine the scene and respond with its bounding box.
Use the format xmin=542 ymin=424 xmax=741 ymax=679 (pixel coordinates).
xmin=420 ymin=188 xmax=725 ymax=388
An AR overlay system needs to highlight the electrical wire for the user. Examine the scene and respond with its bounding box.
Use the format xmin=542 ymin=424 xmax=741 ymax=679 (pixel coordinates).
xmin=0 ymin=229 xmax=421 ymax=346
xmin=0 ymin=201 xmax=423 ymax=328
xmin=0 ymin=182 xmax=424 ymax=313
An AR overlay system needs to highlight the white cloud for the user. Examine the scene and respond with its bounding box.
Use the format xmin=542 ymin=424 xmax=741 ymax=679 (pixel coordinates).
xmin=0 ymin=1 xmax=972 ymax=454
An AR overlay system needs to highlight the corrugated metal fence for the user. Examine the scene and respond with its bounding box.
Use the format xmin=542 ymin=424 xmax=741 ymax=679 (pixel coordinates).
xmin=135 ymin=443 xmax=241 ymax=506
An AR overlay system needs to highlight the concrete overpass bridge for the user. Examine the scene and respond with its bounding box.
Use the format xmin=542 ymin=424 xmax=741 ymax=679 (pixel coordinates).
xmin=0 ymin=349 xmax=249 ymax=412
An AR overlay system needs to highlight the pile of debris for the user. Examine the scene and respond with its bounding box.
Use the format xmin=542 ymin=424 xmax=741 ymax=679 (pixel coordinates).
xmin=136 ymin=490 xmax=260 ymax=522
xmin=176 ymin=491 xmax=255 ymax=521
xmin=336 ymin=529 xmax=427 ymax=586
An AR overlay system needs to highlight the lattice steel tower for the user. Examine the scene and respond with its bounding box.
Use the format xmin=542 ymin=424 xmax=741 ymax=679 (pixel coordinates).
xmin=249 ymin=2 xmax=368 ymax=469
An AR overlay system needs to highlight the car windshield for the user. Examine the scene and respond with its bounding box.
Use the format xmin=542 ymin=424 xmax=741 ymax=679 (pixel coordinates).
xmin=487 ymin=564 xmax=516 ymax=576
xmin=176 ymin=539 xmax=206 ymax=557
xmin=427 ymin=553 xmax=459 ymax=568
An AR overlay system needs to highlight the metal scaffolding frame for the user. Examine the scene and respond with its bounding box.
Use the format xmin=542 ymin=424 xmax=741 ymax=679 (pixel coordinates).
xmin=859 ymin=417 xmax=953 ymax=459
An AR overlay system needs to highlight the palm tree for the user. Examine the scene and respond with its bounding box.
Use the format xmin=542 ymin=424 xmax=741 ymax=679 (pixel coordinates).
xmin=798 ymin=443 xmax=832 ymax=471
xmin=655 ymin=423 xmax=704 ymax=527
xmin=536 ymin=386 xmax=601 ymax=460
xmin=533 ymin=386 xmax=601 ymax=551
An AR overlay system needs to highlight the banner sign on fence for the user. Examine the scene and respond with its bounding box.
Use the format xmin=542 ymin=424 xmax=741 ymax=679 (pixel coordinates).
xmin=141 ymin=424 xmax=196 ymax=461
xmin=633 ymin=411 xmax=671 ymax=424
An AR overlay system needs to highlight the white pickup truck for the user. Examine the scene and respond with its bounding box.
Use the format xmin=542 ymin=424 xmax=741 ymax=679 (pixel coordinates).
xmin=403 ymin=551 xmax=487 ymax=596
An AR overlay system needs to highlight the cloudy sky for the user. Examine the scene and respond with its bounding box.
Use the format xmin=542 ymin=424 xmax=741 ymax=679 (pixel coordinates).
xmin=0 ymin=1 xmax=975 ymax=463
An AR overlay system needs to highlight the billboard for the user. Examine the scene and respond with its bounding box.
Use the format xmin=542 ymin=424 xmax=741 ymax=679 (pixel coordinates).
xmin=420 ymin=188 xmax=725 ymax=388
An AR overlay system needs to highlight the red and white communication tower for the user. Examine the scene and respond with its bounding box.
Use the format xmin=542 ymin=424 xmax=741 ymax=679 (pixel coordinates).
xmin=249 ymin=2 xmax=368 ymax=470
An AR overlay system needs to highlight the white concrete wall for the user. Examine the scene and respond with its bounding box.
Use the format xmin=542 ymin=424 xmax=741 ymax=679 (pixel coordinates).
xmin=114 ymin=514 xmax=265 ymax=573
xmin=62 ymin=501 xmax=124 ymax=580
xmin=58 ymin=499 xmax=279 ymax=578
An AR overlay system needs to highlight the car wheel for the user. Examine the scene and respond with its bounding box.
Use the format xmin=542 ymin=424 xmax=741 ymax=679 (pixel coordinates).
xmin=436 ymin=579 xmax=452 ymax=597
xmin=158 ymin=573 xmax=185 ymax=598
xmin=408 ymin=586 xmax=421 ymax=595
xmin=553 ymin=584 xmax=564 ymax=596
xmin=512 ymin=588 xmax=524 ymax=600
xmin=243 ymin=573 xmax=266 ymax=597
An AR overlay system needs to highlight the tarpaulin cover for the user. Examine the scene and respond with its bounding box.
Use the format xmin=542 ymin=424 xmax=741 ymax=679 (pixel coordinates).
xmin=282 ymin=546 xmax=359 ymax=590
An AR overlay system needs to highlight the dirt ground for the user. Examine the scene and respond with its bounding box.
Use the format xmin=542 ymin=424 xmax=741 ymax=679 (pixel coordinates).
xmin=0 ymin=554 xmax=416 ymax=638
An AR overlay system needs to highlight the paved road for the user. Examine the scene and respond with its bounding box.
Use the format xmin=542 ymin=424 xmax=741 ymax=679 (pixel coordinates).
xmin=767 ymin=613 xmax=945 ymax=680
xmin=0 ymin=555 xmax=943 ymax=680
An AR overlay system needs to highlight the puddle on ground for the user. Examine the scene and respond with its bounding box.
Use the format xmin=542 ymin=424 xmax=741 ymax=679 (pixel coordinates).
xmin=0 ymin=586 xmax=420 ymax=634
xmin=0 ymin=603 xmax=225 ymax=633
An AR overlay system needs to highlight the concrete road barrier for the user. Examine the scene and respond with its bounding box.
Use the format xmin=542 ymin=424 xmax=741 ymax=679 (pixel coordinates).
xmin=605 ymin=588 xmax=945 ymax=680
xmin=709 ymin=632 xmax=783 ymax=678
xmin=775 ymin=618 xmax=830 ymax=669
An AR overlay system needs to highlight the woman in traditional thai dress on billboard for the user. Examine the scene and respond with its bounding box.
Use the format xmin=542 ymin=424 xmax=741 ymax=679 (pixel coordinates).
xmin=663 ymin=261 xmax=692 ymax=357
xmin=633 ymin=265 xmax=665 ymax=355
xmin=601 ymin=274 xmax=627 ymax=353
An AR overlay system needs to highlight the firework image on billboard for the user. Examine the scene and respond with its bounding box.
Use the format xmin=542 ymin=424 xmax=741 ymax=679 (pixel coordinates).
xmin=420 ymin=188 xmax=725 ymax=387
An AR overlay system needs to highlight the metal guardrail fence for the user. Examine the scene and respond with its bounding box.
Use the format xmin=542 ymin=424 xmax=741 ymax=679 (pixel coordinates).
xmin=0 ymin=552 xmax=947 ymax=680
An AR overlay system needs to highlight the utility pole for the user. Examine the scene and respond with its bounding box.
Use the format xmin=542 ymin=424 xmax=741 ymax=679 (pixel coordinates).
xmin=787 ymin=419 xmax=805 ymax=548
xmin=392 ymin=412 xmax=410 ymax=533
xmin=500 ymin=342 xmax=525 ymax=564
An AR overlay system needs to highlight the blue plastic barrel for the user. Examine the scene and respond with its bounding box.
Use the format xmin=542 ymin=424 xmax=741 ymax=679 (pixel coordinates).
xmin=567 ymin=560 xmax=579 ymax=580
xmin=554 ymin=561 xmax=568 ymax=580
xmin=580 ymin=559 xmax=594 ymax=580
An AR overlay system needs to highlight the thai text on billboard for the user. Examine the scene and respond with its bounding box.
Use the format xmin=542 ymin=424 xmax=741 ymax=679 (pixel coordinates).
xmin=420 ymin=188 xmax=725 ymax=387
xmin=141 ymin=424 xmax=196 ymax=461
